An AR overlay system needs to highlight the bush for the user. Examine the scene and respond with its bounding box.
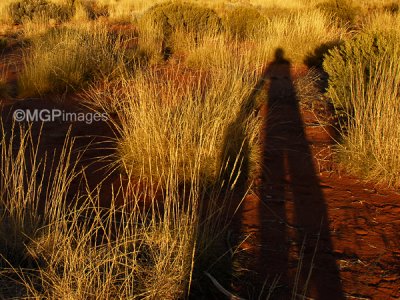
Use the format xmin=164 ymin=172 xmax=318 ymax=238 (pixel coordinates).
xmin=8 ymin=0 xmax=74 ymax=24
xmin=323 ymin=31 xmax=400 ymax=186
xmin=323 ymin=32 xmax=399 ymax=112
xmin=143 ymin=2 xmax=221 ymax=34
xmin=139 ymin=2 xmax=221 ymax=59
xmin=223 ymin=6 xmax=266 ymax=40
xmin=317 ymin=0 xmax=357 ymax=27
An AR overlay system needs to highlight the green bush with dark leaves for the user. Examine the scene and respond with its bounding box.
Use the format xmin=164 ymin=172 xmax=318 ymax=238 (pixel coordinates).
xmin=8 ymin=0 xmax=74 ymax=24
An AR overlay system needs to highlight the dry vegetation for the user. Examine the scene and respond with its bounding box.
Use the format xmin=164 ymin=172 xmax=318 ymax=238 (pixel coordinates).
xmin=1 ymin=0 xmax=400 ymax=298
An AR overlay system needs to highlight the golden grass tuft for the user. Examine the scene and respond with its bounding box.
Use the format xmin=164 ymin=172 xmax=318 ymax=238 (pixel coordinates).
xmin=18 ymin=23 xmax=136 ymax=97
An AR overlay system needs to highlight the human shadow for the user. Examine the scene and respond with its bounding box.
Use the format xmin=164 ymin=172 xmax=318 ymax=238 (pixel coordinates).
xmin=234 ymin=48 xmax=344 ymax=299
xmin=191 ymin=71 xmax=254 ymax=300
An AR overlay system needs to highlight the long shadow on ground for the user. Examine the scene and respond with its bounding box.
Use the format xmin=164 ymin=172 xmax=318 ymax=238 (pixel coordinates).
xmin=232 ymin=48 xmax=344 ymax=300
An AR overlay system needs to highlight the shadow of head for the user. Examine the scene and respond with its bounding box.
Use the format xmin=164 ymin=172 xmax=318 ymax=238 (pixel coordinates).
xmin=274 ymin=47 xmax=290 ymax=65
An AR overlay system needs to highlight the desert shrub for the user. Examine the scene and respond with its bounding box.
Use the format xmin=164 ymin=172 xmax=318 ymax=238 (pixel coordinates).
xmin=323 ymin=32 xmax=399 ymax=112
xmin=143 ymin=2 xmax=221 ymax=34
xmin=317 ymin=0 xmax=357 ymax=27
xmin=324 ymin=31 xmax=400 ymax=186
xmin=139 ymin=2 xmax=221 ymax=59
xmin=223 ymin=5 xmax=267 ymax=40
xmin=8 ymin=0 xmax=74 ymax=24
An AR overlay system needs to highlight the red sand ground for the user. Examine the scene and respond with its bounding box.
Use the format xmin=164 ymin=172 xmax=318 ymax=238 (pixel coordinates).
xmin=1 ymin=42 xmax=399 ymax=300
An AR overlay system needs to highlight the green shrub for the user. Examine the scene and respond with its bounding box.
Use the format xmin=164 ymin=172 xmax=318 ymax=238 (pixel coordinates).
xmin=143 ymin=2 xmax=221 ymax=34
xmin=140 ymin=2 xmax=221 ymax=59
xmin=317 ymin=0 xmax=357 ymax=27
xmin=8 ymin=0 xmax=74 ymax=24
xmin=324 ymin=31 xmax=400 ymax=186
xmin=323 ymin=32 xmax=399 ymax=112
xmin=223 ymin=6 xmax=266 ymax=40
